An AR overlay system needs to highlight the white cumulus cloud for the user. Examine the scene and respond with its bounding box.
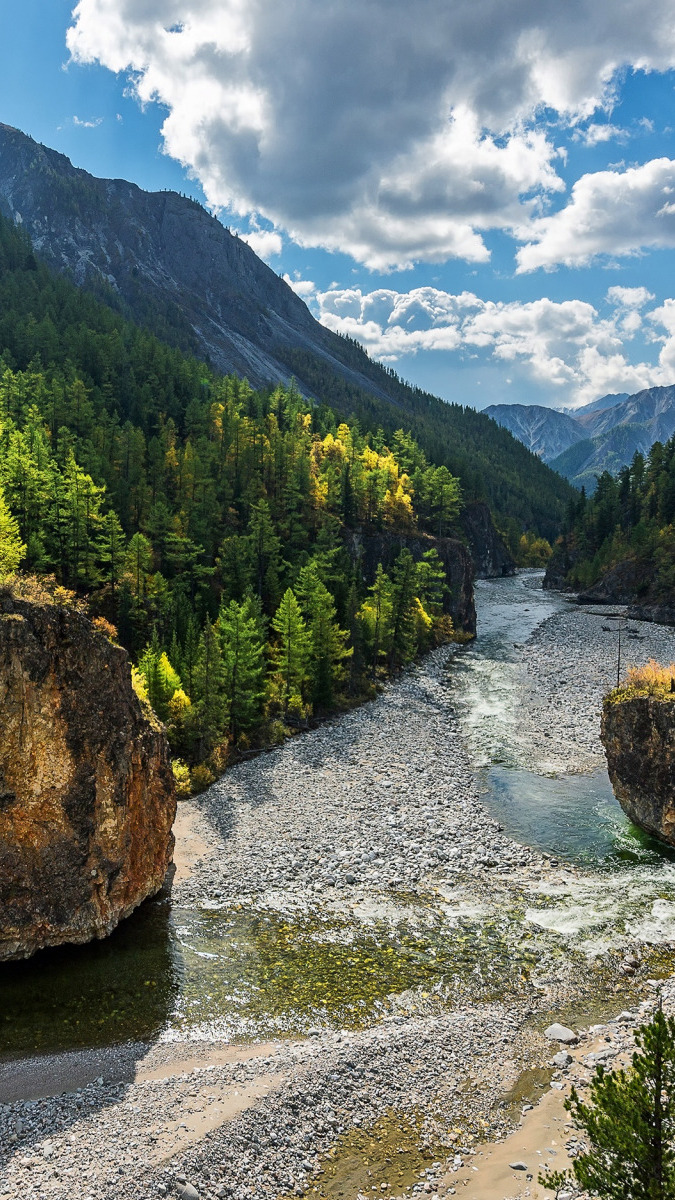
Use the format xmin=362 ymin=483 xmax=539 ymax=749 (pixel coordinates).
xmin=516 ymin=158 xmax=675 ymax=272
xmin=67 ymin=0 xmax=675 ymax=269
xmin=238 ymin=227 xmax=282 ymax=261
xmin=309 ymin=284 xmax=675 ymax=405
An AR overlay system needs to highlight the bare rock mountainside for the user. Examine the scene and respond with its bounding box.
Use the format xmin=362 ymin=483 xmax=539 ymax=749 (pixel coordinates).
xmin=0 ymin=595 xmax=176 ymax=961
xmin=0 ymin=122 xmax=392 ymax=398
xmin=601 ymin=694 xmax=675 ymax=846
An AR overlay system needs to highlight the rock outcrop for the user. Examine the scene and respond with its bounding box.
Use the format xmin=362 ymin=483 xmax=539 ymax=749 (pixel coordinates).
xmin=572 ymin=559 xmax=675 ymax=627
xmin=457 ymin=501 xmax=515 ymax=579
xmin=343 ymin=529 xmax=476 ymax=635
xmin=0 ymin=595 xmax=176 ymax=961
xmin=601 ymin=694 xmax=675 ymax=845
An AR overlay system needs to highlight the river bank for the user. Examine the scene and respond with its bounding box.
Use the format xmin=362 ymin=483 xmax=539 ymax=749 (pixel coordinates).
xmin=2 ymin=576 xmax=675 ymax=1200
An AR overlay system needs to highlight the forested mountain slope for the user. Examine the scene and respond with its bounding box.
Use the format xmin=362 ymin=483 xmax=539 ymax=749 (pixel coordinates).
xmin=0 ymin=123 xmax=574 ymax=541
xmin=545 ymin=438 xmax=675 ymax=623
xmin=0 ymin=211 xmax=479 ymax=789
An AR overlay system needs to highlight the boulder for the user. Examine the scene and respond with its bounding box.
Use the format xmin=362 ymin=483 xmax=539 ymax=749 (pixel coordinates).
xmin=0 ymin=594 xmax=176 ymax=961
xmin=545 ymin=1023 xmax=578 ymax=1044
xmin=601 ymin=694 xmax=675 ymax=845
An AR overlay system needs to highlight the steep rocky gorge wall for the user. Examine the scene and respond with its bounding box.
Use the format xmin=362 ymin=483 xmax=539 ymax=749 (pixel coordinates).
xmin=601 ymin=693 xmax=675 ymax=845
xmin=343 ymin=529 xmax=476 ymax=634
xmin=457 ymin=501 xmax=515 ymax=579
xmin=0 ymin=595 xmax=176 ymax=961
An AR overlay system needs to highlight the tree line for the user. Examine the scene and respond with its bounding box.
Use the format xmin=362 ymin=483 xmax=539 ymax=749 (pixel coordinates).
xmin=549 ymin=437 xmax=675 ymax=599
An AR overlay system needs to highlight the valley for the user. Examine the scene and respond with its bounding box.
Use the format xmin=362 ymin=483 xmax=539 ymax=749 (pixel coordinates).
xmin=2 ymin=573 xmax=675 ymax=1200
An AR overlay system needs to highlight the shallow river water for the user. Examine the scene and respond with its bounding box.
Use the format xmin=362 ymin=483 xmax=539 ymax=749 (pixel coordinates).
xmin=2 ymin=574 xmax=675 ymax=1063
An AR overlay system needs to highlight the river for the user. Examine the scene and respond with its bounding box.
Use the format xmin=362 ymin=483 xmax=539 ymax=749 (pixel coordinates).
xmin=2 ymin=572 xmax=675 ymax=1065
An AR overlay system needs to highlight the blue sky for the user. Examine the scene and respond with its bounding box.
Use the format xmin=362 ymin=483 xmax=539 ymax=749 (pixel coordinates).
xmin=4 ymin=2 xmax=675 ymax=411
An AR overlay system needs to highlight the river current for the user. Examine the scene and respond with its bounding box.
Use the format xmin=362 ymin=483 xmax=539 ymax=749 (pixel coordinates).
xmin=3 ymin=573 xmax=675 ymax=1065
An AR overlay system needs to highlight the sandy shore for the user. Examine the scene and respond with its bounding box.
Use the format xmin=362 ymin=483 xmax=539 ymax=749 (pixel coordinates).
xmin=2 ymin=586 xmax=674 ymax=1200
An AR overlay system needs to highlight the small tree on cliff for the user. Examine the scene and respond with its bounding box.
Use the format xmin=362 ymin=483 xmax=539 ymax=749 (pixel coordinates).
xmin=0 ymin=487 xmax=26 ymax=580
xmin=540 ymin=1004 xmax=675 ymax=1200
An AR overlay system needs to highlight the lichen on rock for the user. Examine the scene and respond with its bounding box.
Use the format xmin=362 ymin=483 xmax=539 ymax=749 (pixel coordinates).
xmin=0 ymin=594 xmax=176 ymax=961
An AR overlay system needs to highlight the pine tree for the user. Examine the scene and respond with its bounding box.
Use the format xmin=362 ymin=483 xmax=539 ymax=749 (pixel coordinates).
xmin=0 ymin=486 xmax=26 ymax=579
xmin=138 ymin=632 xmax=183 ymax=722
xmin=217 ymin=598 xmax=265 ymax=740
xmin=297 ymin=562 xmax=352 ymax=710
xmin=541 ymin=1005 xmax=675 ymax=1200
xmin=388 ymin=549 xmax=419 ymax=671
xmin=360 ymin=563 xmax=393 ymax=678
xmin=247 ymin=498 xmax=282 ymax=610
xmin=270 ymin=588 xmax=311 ymax=717
xmin=125 ymin=531 xmax=153 ymax=599
xmin=97 ymin=509 xmax=127 ymax=603
xmin=193 ymin=619 xmax=226 ymax=754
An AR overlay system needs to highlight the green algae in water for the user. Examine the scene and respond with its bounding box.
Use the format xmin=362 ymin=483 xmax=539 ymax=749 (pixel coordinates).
xmin=292 ymin=1111 xmax=449 ymax=1200
xmin=0 ymin=899 xmax=541 ymax=1060
xmin=170 ymin=904 xmax=541 ymax=1040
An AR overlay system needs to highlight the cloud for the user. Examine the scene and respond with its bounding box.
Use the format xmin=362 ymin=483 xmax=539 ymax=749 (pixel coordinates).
xmin=573 ymin=123 xmax=626 ymax=147
xmin=516 ymin=158 xmax=675 ymax=272
xmin=606 ymin=285 xmax=655 ymax=308
xmin=309 ymin=283 xmax=675 ymax=405
xmin=238 ymin=227 xmax=282 ymax=261
xmin=67 ymin=0 xmax=675 ymax=269
xmin=283 ymin=275 xmax=316 ymax=300
xmin=72 ymin=115 xmax=103 ymax=128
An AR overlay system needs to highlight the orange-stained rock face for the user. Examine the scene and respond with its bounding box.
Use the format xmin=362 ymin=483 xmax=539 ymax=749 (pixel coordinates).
xmin=601 ymin=694 xmax=675 ymax=847
xmin=0 ymin=598 xmax=176 ymax=961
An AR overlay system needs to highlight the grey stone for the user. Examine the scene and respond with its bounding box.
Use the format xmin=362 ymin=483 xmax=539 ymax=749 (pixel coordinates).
xmin=509 ymin=1162 xmax=527 ymax=1171
xmin=545 ymin=1023 xmax=578 ymax=1044
xmin=553 ymin=1050 xmax=572 ymax=1067
xmin=179 ymin=1186 xmax=200 ymax=1200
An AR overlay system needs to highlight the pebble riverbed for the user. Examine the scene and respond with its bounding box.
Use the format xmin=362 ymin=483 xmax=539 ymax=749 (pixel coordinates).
xmin=2 ymin=582 xmax=675 ymax=1200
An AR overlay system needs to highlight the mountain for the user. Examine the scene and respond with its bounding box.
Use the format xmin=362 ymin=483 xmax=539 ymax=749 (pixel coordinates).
xmin=549 ymin=385 xmax=675 ymax=490
xmin=0 ymin=122 xmax=574 ymax=542
xmin=561 ymin=392 xmax=629 ymax=417
xmin=486 ymin=386 xmax=675 ymax=491
xmin=0 ymin=122 xmax=366 ymax=393
xmin=482 ymin=403 xmax=585 ymax=461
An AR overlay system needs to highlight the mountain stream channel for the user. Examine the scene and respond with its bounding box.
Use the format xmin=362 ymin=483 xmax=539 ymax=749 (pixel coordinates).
xmin=3 ymin=570 xmax=675 ymax=1200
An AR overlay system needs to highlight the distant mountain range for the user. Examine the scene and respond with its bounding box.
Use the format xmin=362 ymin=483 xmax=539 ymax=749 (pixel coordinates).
xmin=485 ymin=386 xmax=675 ymax=489
xmin=0 ymin=122 xmax=575 ymax=541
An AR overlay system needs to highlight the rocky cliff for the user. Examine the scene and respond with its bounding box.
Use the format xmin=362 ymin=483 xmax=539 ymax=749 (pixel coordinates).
xmin=572 ymin=560 xmax=675 ymax=626
xmin=457 ymin=502 xmax=515 ymax=579
xmin=601 ymin=693 xmax=675 ymax=845
xmin=0 ymin=595 xmax=176 ymax=961
xmin=344 ymin=530 xmax=476 ymax=635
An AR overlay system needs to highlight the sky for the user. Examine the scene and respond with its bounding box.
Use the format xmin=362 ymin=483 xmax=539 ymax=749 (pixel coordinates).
xmin=3 ymin=3 xmax=675 ymax=411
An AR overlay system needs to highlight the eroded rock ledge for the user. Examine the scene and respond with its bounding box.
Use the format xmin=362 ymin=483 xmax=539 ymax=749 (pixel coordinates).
xmin=0 ymin=596 xmax=176 ymax=961
xmin=601 ymin=693 xmax=675 ymax=845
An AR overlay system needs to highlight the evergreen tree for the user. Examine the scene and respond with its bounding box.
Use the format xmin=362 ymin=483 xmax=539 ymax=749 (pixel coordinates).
xmin=541 ymin=1006 xmax=675 ymax=1200
xmin=138 ymin=632 xmax=183 ymax=722
xmin=247 ymin=498 xmax=282 ymax=610
xmin=360 ymin=563 xmax=393 ymax=678
xmin=125 ymin=531 xmax=153 ymax=599
xmin=217 ymin=598 xmax=265 ymax=740
xmin=193 ymin=619 xmax=226 ymax=754
xmin=0 ymin=486 xmax=26 ymax=579
xmin=297 ymin=561 xmax=352 ymax=710
xmin=270 ymin=588 xmax=311 ymax=716
xmin=97 ymin=509 xmax=126 ymax=602
xmin=388 ymin=550 xmax=419 ymax=671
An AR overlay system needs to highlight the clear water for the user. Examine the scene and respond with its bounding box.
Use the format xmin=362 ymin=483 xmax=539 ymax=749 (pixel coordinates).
xmin=2 ymin=572 xmax=675 ymax=1064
